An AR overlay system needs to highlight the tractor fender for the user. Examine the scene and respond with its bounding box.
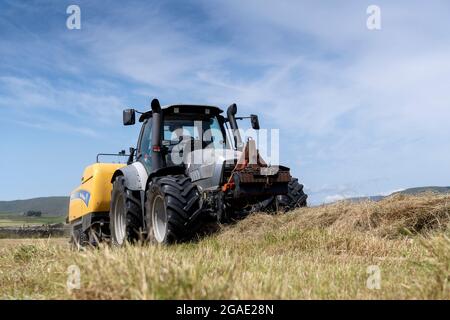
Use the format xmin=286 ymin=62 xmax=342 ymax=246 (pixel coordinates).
xmin=111 ymin=162 xmax=148 ymax=191
xmin=148 ymin=165 xmax=186 ymax=180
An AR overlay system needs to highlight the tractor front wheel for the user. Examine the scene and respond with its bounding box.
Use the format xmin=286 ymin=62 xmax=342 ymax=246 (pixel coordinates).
xmin=145 ymin=175 xmax=201 ymax=244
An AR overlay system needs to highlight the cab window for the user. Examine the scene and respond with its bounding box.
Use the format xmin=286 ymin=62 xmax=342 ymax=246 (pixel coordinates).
xmin=138 ymin=120 xmax=152 ymax=172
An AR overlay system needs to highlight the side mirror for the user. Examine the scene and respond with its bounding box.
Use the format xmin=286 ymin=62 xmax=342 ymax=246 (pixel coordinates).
xmin=250 ymin=114 xmax=260 ymax=130
xmin=123 ymin=109 xmax=136 ymax=126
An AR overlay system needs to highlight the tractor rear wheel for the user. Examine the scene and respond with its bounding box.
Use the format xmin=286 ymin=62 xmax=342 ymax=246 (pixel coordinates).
xmin=276 ymin=177 xmax=308 ymax=211
xmin=145 ymin=175 xmax=201 ymax=244
xmin=251 ymin=177 xmax=308 ymax=213
xmin=110 ymin=176 xmax=143 ymax=246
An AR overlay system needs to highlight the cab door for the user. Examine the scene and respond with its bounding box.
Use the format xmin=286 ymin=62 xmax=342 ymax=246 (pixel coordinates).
xmin=137 ymin=119 xmax=153 ymax=174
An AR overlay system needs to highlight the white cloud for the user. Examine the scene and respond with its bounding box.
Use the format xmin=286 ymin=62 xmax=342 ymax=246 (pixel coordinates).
xmin=12 ymin=118 xmax=98 ymax=137
xmin=323 ymin=194 xmax=347 ymax=204
xmin=0 ymin=76 xmax=125 ymax=132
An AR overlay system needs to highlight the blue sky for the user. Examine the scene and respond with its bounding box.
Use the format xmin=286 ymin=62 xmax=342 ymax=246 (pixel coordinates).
xmin=1 ymin=0 xmax=450 ymax=203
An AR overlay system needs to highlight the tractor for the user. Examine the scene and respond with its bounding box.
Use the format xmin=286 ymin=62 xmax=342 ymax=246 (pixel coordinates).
xmin=68 ymin=99 xmax=307 ymax=246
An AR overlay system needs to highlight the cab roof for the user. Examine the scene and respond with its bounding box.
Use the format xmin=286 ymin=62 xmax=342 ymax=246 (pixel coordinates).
xmin=139 ymin=104 xmax=224 ymax=122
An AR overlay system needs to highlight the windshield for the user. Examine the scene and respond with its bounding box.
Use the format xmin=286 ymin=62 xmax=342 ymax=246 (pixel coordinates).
xmin=163 ymin=116 xmax=228 ymax=150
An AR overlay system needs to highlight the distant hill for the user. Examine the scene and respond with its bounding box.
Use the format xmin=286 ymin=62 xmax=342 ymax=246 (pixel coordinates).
xmin=347 ymin=186 xmax=450 ymax=203
xmin=0 ymin=197 xmax=69 ymax=216
xmin=393 ymin=186 xmax=450 ymax=195
xmin=344 ymin=195 xmax=386 ymax=203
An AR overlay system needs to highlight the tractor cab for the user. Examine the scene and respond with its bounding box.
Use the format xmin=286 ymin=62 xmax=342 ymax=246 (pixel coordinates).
xmin=131 ymin=105 xmax=231 ymax=171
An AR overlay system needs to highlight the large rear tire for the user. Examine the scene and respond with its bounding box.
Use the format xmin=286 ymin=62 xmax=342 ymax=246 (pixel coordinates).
xmin=145 ymin=175 xmax=201 ymax=244
xmin=251 ymin=177 xmax=308 ymax=213
xmin=276 ymin=178 xmax=308 ymax=211
xmin=110 ymin=176 xmax=143 ymax=246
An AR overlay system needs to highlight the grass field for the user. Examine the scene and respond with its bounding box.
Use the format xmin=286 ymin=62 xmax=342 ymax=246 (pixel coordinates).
xmin=0 ymin=193 xmax=449 ymax=299
xmin=0 ymin=215 xmax=65 ymax=227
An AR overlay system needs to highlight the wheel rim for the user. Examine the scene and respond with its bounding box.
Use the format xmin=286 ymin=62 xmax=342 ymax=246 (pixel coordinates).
xmin=152 ymin=195 xmax=167 ymax=243
xmin=113 ymin=194 xmax=126 ymax=245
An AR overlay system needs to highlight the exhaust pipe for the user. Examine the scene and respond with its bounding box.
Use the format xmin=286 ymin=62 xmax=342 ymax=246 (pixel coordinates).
xmin=227 ymin=103 xmax=243 ymax=150
xmin=151 ymin=98 xmax=163 ymax=171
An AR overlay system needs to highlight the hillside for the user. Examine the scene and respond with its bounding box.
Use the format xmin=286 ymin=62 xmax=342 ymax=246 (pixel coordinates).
xmin=0 ymin=197 xmax=69 ymax=216
xmin=394 ymin=186 xmax=450 ymax=195
xmin=347 ymin=186 xmax=450 ymax=203
xmin=0 ymin=193 xmax=449 ymax=299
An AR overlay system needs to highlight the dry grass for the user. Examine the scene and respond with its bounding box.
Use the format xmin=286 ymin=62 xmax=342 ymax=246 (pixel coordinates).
xmin=0 ymin=193 xmax=449 ymax=299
